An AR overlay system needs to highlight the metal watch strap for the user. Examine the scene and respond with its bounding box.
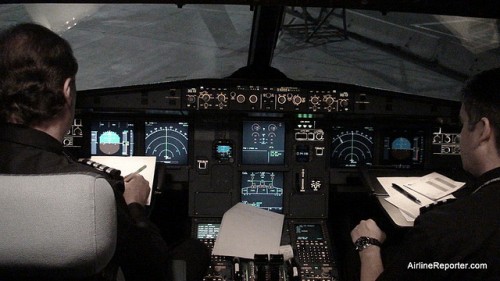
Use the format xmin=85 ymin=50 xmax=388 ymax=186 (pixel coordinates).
xmin=354 ymin=236 xmax=382 ymax=251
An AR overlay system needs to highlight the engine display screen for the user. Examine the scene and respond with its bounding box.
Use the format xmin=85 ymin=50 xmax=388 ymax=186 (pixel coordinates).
xmin=241 ymin=171 xmax=284 ymax=213
xmin=90 ymin=120 xmax=134 ymax=156
xmin=145 ymin=121 xmax=189 ymax=165
xmin=242 ymin=121 xmax=285 ymax=165
xmin=382 ymin=129 xmax=425 ymax=168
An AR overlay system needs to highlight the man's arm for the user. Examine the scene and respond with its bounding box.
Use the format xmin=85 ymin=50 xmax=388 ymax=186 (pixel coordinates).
xmin=113 ymin=173 xmax=170 ymax=280
xmin=358 ymin=246 xmax=384 ymax=281
xmin=351 ymin=219 xmax=386 ymax=281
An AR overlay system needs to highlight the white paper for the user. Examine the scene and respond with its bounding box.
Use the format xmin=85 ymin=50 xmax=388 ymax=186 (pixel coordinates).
xmin=377 ymin=176 xmax=455 ymax=221
xmin=90 ymin=156 xmax=156 ymax=205
xmin=378 ymin=177 xmax=429 ymax=220
xmin=405 ymin=172 xmax=465 ymax=200
xmin=212 ymin=203 xmax=284 ymax=259
xmin=279 ymin=245 xmax=294 ymax=261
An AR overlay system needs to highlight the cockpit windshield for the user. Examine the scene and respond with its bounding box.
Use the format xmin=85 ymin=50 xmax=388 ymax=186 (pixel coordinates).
xmin=1 ymin=3 xmax=499 ymax=100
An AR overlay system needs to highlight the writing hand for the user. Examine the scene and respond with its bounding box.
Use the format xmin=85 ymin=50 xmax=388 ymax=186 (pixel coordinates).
xmin=123 ymin=173 xmax=150 ymax=206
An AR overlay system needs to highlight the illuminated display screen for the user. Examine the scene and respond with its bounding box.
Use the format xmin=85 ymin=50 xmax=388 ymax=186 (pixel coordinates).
xmin=196 ymin=223 xmax=220 ymax=239
xmin=382 ymin=129 xmax=425 ymax=168
xmin=145 ymin=121 xmax=189 ymax=165
xmin=331 ymin=126 xmax=374 ymax=167
xmin=241 ymin=171 xmax=284 ymax=213
xmin=213 ymin=140 xmax=234 ymax=162
xmin=90 ymin=121 xmax=134 ymax=156
xmin=295 ymin=224 xmax=324 ymax=241
xmin=242 ymin=121 xmax=285 ymax=165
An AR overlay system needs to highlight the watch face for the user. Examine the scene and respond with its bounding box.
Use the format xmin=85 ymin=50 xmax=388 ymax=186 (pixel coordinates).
xmin=354 ymin=237 xmax=368 ymax=249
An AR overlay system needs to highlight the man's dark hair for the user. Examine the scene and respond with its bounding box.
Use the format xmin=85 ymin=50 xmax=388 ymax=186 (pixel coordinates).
xmin=0 ymin=23 xmax=78 ymax=126
xmin=461 ymin=67 xmax=500 ymax=150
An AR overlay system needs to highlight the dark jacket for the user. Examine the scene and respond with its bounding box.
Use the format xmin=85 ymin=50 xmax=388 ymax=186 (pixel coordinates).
xmin=378 ymin=168 xmax=500 ymax=281
xmin=0 ymin=122 xmax=169 ymax=281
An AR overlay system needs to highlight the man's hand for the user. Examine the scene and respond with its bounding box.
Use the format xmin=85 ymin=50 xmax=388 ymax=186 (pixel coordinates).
xmin=351 ymin=219 xmax=386 ymax=244
xmin=351 ymin=219 xmax=386 ymax=281
xmin=123 ymin=173 xmax=151 ymax=206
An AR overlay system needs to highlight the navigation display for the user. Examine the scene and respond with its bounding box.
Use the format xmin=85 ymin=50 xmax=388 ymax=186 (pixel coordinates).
xmin=242 ymin=121 xmax=285 ymax=165
xmin=331 ymin=126 xmax=374 ymax=167
xmin=241 ymin=171 xmax=284 ymax=213
xmin=90 ymin=120 xmax=134 ymax=156
xmin=382 ymin=129 xmax=425 ymax=168
xmin=145 ymin=121 xmax=189 ymax=165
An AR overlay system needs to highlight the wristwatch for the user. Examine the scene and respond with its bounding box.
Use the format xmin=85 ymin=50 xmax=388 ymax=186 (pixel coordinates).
xmin=354 ymin=236 xmax=382 ymax=251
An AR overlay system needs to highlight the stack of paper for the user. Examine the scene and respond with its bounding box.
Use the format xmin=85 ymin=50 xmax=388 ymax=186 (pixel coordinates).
xmin=405 ymin=172 xmax=465 ymax=200
xmin=378 ymin=172 xmax=464 ymax=221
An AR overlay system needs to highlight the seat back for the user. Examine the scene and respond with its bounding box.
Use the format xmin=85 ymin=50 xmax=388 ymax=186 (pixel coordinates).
xmin=0 ymin=173 xmax=117 ymax=280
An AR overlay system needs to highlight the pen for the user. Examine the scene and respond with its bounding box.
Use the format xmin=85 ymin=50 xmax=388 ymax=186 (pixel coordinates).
xmin=392 ymin=183 xmax=421 ymax=205
xmin=125 ymin=165 xmax=147 ymax=179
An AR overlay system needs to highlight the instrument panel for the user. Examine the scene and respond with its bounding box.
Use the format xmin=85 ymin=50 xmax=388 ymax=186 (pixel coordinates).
xmin=69 ymin=78 xmax=462 ymax=217
xmin=68 ymin=78 xmax=462 ymax=281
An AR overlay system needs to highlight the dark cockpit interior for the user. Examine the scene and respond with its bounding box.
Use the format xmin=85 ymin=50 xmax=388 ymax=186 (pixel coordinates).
xmin=1 ymin=1 xmax=499 ymax=280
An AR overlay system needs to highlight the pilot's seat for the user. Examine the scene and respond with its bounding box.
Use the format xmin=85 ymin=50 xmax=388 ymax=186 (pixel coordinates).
xmin=0 ymin=173 xmax=117 ymax=281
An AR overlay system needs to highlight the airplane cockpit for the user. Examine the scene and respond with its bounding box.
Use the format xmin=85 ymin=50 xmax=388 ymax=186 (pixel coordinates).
xmin=1 ymin=1 xmax=499 ymax=281
xmin=68 ymin=72 xmax=463 ymax=281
